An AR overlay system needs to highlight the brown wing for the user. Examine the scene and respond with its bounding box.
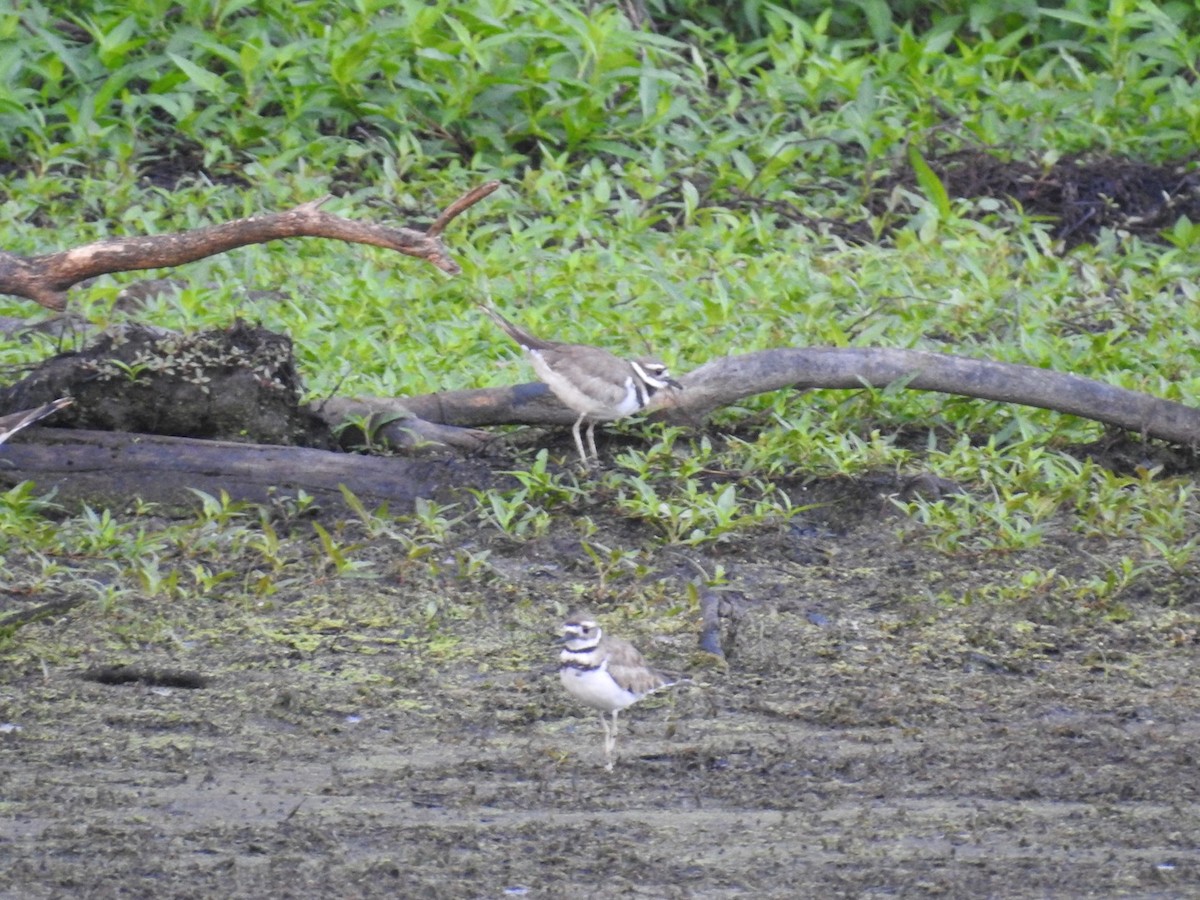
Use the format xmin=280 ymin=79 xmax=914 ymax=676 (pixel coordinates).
xmin=535 ymin=344 xmax=637 ymax=414
xmin=0 ymin=398 xmax=73 ymax=447
xmin=604 ymin=635 xmax=673 ymax=696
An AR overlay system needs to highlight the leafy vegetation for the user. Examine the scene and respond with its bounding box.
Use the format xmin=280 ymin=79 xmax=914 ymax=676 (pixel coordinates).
xmin=2 ymin=0 xmax=1199 ymax=633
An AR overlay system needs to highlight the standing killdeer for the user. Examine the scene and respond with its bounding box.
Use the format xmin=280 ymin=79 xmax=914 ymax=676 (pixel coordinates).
xmin=558 ymin=613 xmax=677 ymax=771
xmin=0 ymin=398 xmax=72 ymax=447
xmin=479 ymin=305 xmax=681 ymax=464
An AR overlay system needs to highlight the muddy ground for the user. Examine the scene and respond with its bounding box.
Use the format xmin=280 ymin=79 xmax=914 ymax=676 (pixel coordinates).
xmin=1 ymin=463 xmax=1198 ymax=899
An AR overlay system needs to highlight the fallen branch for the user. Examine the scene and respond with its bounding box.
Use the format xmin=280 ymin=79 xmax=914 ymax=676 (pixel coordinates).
xmin=321 ymin=396 xmax=494 ymax=453
xmin=676 ymin=348 xmax=1200 ymax=446
xmin=0 ymin=428 xmax=501 ymax=512
xmin=372 ymin=346 xmax=1200 ymax=447
xmin=0 ymin=182 xmax=500 ymax=310
xmin=323 ymin=384 xmax=569 ymax=430
xmin=0 ymin=595 xmax=87 ymax=635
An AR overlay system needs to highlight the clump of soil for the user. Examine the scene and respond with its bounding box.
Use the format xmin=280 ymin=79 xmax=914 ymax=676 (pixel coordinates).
xmin=735 ymin=148 xmax=1200 ymax=248
xmin=0 ymin=321 xmax=333 ymax=447
xmin=908 ymin=150 xmax=1200 ymax=246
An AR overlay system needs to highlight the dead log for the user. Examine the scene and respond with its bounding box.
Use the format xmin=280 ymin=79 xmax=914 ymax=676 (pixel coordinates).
xmin=343 ymin=347 xmax=1200 ymax=448
xmin=0 ymin=182 xmax=499 ymax=310
xmin=676 ymin=348 xmax=1200 ymax=447
xmin=0 ymin=428 xmax=500 ymax=514
xmin=323 ymin=383 xmax=569 ymax=430
xmin=322 ymin=395 xmax=494 ymax=453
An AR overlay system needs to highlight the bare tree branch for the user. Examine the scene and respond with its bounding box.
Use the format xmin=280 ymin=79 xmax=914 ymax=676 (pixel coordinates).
xmin=0 ymin=595 xmax=87 ymax=634
xmin=427 ymin=182 xmax=501 ymax=237
xmin=373 ymin=347 xmax=1200 ymax=447
xmin=0 ymin=182 xmax=501 ymax=310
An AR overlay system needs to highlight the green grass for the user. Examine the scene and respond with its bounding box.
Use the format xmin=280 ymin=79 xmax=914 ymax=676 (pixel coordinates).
xmin=3 ymin=1 xmax=1200 ymax=622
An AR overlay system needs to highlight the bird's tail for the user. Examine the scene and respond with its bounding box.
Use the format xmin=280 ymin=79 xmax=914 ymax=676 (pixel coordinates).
xmin=477 ymin=303 xmax=555 ymax=351
xmin=650 ymin=670 xmax=691 ymax=695
xmin=0 ymin=397 xmax=73 ymax=446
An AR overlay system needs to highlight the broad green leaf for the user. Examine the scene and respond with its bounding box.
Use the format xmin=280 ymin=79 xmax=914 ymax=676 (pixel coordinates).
xmin=907 ymin=145 xmax=951 ymax=220
xmin=168 ymin=53 xmax=227 ymax=94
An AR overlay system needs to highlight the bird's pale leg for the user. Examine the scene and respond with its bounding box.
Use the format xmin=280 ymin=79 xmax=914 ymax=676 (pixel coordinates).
xmin=606 ymin=710 xmax=623 ymax=771
xmin=571 ymin=414 xmax=590 ymax=465
xmin=599 ymin=713 xmax=615 ymax=771
xmin=585 ymin=421 xmax=599 ymax=461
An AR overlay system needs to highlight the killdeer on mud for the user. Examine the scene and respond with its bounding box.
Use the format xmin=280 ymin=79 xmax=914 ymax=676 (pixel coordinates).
xmin=558 ymin=613 xmax=677 ymax=771
xmin=0 ymin=398 xmax=72 ymax=447
xmin=479 ymin=305 xmax=681 ymax=464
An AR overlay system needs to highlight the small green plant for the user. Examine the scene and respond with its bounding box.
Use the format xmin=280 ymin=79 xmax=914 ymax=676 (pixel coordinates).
xmin=469 ymin=452 xmax=583 ymax=539
xmin=339 ymin=485 xmax=395 ymax=539
xmin=895 ymin=486 xmax=1057 ymax=555
xmin=311 ymin=521 xmax=374 ymax=577
xmin=188 ymin=563 xmax=237 ymax=595
xmin=1142 ymin=534 xmax=1199 ymax=578
xmin=246 ymin=519 xmax=285 ymax=573
xmin=0 ymin=481 xmax=62 ymax=527
xmin=613 ymin=474 xmax=799 ymax=546
xmin=580 ymin=539 xmax=649 ymax=594
xmin=1072 ymin=555 xmax=1160 ymax=616
xmin=387 ymin=499 xmax=466 ymax=563
xmin=189 ymin=489 xmax=252 ymax=527
xmin=613 ymin=428 xmax=710 ymax=481
xmin=103 ymin=359 xmax=153 ymax=383
xmin=134 ymin=556 xmax=182 ymax=599
xmin=506 ymin=450 xmax=587 ymax=506
xmin=473 ymin=487 xmax=553 ymax=539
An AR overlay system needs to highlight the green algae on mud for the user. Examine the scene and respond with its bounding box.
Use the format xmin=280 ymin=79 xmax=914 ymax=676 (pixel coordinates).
xmin=1 ymin=473 xmax=1198 ymax=897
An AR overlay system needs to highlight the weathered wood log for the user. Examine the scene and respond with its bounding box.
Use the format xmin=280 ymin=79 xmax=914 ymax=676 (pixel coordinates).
xmin=323 ymin=383 xmax=570 ymax=430
xmin=320 ymin=395 xmax=494 ymax=453
xmin=676 ymin=348 xmax=1200 ymax=446
xmin=364 ymin=347 xmax=1200 ymax=447
xmin=0 ymin=428 xmax=500 ymax=514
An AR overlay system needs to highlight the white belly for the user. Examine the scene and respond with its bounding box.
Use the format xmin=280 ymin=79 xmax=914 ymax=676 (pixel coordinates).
xmin=560 ymin=666 xmax=638 ymax=712
xmin=607 ymin=378 xmax=642 ymax=416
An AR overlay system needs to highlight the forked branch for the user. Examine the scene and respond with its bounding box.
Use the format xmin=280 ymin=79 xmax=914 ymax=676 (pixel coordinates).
xmin=0 ymin=181 xmax=501 ymax=310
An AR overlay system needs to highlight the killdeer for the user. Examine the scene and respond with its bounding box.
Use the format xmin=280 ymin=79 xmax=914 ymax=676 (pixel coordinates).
xmin=559 ymin=613 xmax=677 ymax=771
xmin=0 ymin=398 xmax=72 ymax=447
xmin=479 ymin=305 xmax=681 ymax=464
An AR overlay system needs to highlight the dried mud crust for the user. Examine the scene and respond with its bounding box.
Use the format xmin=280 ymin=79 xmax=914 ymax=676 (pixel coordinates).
xmin=2 ymin=475 xmax=1198 ymax=899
